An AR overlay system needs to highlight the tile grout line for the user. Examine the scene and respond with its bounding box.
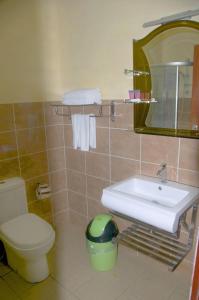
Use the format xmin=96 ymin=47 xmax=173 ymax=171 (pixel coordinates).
xmin=83 ymin=105 xmax=89 ymax=220
xmin=57 ymin=105 xmax=69 ymax=215
xmin=0 ymin=145 xmax=65 ymax=163
xmin=85 ymin=163 xmax=89 ymax=220
xmin=65 ymin=167 xmax=110 ymax=182
xmin=44 ymin=102 xmax=63 ymax=224
xmin=65 ymin=145 xmax=141 ymax=161
xmin=139 ymin=134 xmax=142 ymax=175
xmin=42 ymin=102 xmax=50 ymax=175
xmin=1 ymin=276 xmax=21 ymax=299
xmin=0 ymin=156 xmax=19 ymax=162
xmin=0 ymin=123 xmax=126 ymax=132
xmin=0 ymin=125 xmax=47 ymax=134
xmin=109 ymin=105 xmax=112 ymax=184
xmin=11 ymin=104 xmax=22 ymax=176
xmin=176 ymin=138 xmax=181 ymax=182
xmin=67 ymin=208 xmax=88 ymax=220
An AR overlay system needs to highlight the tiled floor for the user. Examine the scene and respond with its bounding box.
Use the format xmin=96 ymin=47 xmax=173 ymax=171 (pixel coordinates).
xmin=0 ymin=212 xmax=193 ymax=300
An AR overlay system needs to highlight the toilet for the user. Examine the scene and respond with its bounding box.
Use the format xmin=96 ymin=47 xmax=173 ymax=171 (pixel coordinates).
xmin=0 ymin=177 xmax=55 ymax=283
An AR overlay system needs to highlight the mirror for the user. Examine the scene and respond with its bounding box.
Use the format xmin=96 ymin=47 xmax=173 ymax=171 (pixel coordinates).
xmin=133 ymin=20 xmax=199 ymax=138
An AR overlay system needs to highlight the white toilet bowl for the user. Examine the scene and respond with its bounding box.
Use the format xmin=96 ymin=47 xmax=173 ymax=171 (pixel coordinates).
xmin=0 ymin=213 xmax=55 ymax=283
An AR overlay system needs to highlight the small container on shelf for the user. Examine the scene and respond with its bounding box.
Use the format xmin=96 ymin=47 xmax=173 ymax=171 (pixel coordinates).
xmin=128 ymin=90 xmax=135 ymax=99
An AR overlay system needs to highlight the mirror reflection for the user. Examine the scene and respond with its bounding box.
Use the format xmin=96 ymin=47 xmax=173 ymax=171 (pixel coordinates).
xmin=133 ymin=21 xmax=199 ymax=138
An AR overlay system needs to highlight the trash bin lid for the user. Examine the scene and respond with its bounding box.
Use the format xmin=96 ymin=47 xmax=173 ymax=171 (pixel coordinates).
xmin=86 ymin=214 xmax=119 ymax=243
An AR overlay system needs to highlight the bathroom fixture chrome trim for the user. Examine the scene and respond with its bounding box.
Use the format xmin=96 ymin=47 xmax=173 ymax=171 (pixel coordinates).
xmin=124 ymin=99 xmax=157 ymax=104
xmin=124 ymin=69 xmax=150 ymax=77
xmin=156 ymin=162 xmax=167 ymax=183
xmin=143 ymin=9 xmax=199 ymax=28
xmin=51 ymin=101 xmax=123 ymax=121
xmin=151 ymin=61 xmax=193 ymax=67
xmin=112 ymin=203 xmax=198 ymax=271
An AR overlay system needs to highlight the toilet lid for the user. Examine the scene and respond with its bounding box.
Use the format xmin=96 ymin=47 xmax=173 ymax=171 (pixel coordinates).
xmin=0 ymin=213 xmax=55 ymax=250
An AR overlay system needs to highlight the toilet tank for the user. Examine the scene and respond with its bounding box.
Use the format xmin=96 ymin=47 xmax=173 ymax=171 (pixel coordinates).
xmin=0 ymin=177 xmax=28 ymax=225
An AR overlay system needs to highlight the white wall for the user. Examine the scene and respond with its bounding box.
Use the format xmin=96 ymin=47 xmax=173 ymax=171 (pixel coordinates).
xmin=0 ymin=0 xmax=198 ymax=102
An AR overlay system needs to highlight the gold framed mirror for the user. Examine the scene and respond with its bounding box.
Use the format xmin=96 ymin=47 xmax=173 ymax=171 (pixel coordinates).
xmin=133 ymin=20 xmax=199 ymax=139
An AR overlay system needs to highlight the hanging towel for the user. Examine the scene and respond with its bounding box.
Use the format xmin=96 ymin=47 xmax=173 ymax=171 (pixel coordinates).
xmin=63 ymin=88 xmax=101 ymax=105
xmin=71 ymin=114 xmax=96 ymax=151
xmin=89 ymin=115 xmax=96 ymax=149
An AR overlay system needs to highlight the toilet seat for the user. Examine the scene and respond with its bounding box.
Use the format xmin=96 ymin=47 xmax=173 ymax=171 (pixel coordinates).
xmin=0 ymin=213 xmax=54 ymax=250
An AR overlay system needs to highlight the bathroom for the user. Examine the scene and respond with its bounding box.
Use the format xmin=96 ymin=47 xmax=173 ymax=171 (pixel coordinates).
xmin=0 ymin=0 xmax=199 ymax=299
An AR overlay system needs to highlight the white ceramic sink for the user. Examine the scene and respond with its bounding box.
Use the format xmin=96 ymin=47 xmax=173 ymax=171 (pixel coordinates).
xmin=101 ymin=176 xmax=199 ymax=233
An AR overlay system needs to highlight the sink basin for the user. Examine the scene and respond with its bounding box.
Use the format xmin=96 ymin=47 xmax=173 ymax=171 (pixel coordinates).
xmin=101 ymin=176 xmax=199 ymax=233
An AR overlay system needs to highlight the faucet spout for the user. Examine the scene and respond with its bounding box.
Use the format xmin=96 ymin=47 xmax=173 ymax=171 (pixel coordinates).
xmin=157 ymin=162 xmax=167 ymax=183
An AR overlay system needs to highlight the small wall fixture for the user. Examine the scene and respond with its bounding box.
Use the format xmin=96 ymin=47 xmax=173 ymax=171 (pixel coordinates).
xmin=143 ymin=9 xmax=199 ymax=28
xmin=124 ymin=69 xmax=150 ymax=77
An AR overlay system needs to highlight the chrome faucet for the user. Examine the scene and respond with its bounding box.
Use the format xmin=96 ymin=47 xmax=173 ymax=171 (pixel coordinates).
xmin=156 ymin=162 xmax=167 ymax=183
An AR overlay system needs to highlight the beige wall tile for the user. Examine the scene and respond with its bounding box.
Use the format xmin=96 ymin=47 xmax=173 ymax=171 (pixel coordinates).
xmin=42 ymin=213 xmax=53 ymax=225
xmin=17 ymin=127 xmax=46 ymax=156
xmin=111 ymin=103 xmax=133 ymax=129
xmin=86 ymin=152 xmax=110 ymax=180
xmin=66 ymin=148 xmax=85 ymax=172
xmin=111 ymin=156 xmax=140 ymax=182
xmin=68 ymin=191 xmax=87 ymax=216
xmin=64 ymin=125 xmax=73 ymax=148
xmin=26 ymin=174 xmax=50 ymax=203
xmin=48 ymin=148 xmax=65 ymax=171
xmin=46 ymin=125 xmax=64 ymax=149
xmin=44 ymin=102 xmax=63 ymax=125
xmin=141 ymin=135 xmax=179 ymax=167
xmin=0 ymin=131 xmax=17 ymax=159
xmin=51 ymin=190 xmax=68 ymax=214
xmin=67 ymin=210 xmax=88 ymax=227
xmin=28 ymin=199 xmax=52 ymax=220
xmin=91 ymin=127 xmax=109 ymax=154
xmin=87 ymin=197 xmax=108 ymax=220
xmin=111 ymin=129 xmax=140 ymax=159
xmin=0 ymin=104 xmax=14 ymax=132
xmin=14 ymin=102 xmax=44 ymax=129
xmin=0 ymin=158 xmax=20 ymax=180
xmin=141 ymin=162 xmax=177 ymax=181
xmin=86 ymin=175 xmax=109 ymax=201
xmin=0 ymin=102 xmax=55 ymax=224
xmin=50 ymin=170 xmax=67 ymax=193
xmin=178 ymin=169 xmax=199 ymax=188
xmin=20 ymin=151 xmax=48 ymax=180
xmin=179 ymin=138 xmax=199 ymax=171
xmin=67 ymin=169 xmax=86 ymax=195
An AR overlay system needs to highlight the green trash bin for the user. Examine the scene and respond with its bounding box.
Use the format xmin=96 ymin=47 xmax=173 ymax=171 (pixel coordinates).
xmin=86 ymin=214 xmax=119 ymax=271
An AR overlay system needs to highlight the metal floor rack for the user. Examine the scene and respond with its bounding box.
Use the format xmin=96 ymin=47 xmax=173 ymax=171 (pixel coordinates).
xmin=112 ymin=204 xmax=198 ymax=271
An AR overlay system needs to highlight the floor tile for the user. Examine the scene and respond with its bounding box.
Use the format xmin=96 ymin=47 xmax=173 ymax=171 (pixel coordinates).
xmin=21 ymin=277 xmax=79 ymax=300
xmin=0 ymin=212 xmax=194 ymax=300
xmin=4 ymin=271 xmax=34 ymax=298
xmin=0 ymin=262 xmax=11 ymax=277
xmin=168 ymin=288 xmax=190 ymax=300
xmin=72 ymin=246 xmax=150 ymax=300
xmin=0 ymin=277 xmax=19 ymax=299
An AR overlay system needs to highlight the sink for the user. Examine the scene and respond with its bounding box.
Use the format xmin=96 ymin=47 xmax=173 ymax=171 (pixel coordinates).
xmin=101 ymin=176 xmax=199 ymax=233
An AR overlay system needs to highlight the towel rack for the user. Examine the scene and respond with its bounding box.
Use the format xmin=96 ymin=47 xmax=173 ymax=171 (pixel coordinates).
xmin=51 ymin=101 xmax=121 ymax=122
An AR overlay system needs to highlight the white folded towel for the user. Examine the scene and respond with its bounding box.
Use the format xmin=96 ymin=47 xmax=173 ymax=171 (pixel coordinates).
xmin=71 ymin=114 xmax=96 ymax=151
xmin=63 ymin=88 xmax=101 ymax=105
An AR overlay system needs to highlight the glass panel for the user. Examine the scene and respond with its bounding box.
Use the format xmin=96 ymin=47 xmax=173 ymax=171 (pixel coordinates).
xmin=133 ymin=21 xmax=199 ymax=139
